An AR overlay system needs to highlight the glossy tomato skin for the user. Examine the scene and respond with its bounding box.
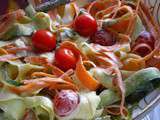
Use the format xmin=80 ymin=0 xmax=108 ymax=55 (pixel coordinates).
xmin=90 ymin=29 xmax=116 ymax=46
xmin=54 ymin=90 xmax=79 ymax=117
xmin=32 ymin=30 xmax=56 ymax=52
xmin=55 ymin=47 xmax=78 ymax=71
xmin=131 ymin=31 xmax=155 ymax=57
xmin=134 ymin=31 xmax=155 ymax=49
xmin=73 ymin=14 xmax=97 ymax=37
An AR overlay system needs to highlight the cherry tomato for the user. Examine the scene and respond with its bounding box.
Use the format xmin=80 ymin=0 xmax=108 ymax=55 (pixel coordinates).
xmin=90 ymin=29 xmax=116 ymax=46
xmin=134 ymin=31 xmax=155 ymax=49
xmin=32 ymin=30 xmax=56 ymax=52
xmin=55 ymin=47 xmax=78 ymax=71
xmin=132 ymin=43 xmax=152 ymax=57
xmin=54 ymin=90 xmax=79 ymax=117
xmin=73 ymin=14 xmax=97 ymax=37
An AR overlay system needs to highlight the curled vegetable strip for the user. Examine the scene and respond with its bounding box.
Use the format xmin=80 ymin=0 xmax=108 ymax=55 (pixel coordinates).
xmin=102 ymin=5 xmax=134 ymax=34
xmin=60 ymin=41 xmax=87 ymax=60
xmin=24 ymin=56 xmax=49 ymax=66
xmin=105 ymin=105 xmax=128 ymax=116
xmin=33 ymin=12 xmax=55 ymax=31
xmin=89 ymin=67 xmax=114 ymax=89
xmin=138 ymin=3 xmax=160 ymax=67
xmin=121 ymin=54 xmax=145 ymax=71
xmin=31 ymin=72 xmax=56 ymax=78
xmin=78 ymin=41 xmax=125 ymax=112
xmin=75 ymin=57 xmax=101 ymax=91
xmin=113 ymin=1 xmax=160 ymax=69
xmin=146 ymin=52 xmax=160 ymax=69
xmin=6 ymin=46 xmax=32 ymax=54
xmin=0 ymin=92 xmax=26 ymax=120
xmin=99 ymin=67 xmax=160 ymax=108
xmin=96 ymin=56 xmax=126 ymax=116
xmin=96 ymin=4 xmax=121 ymax=20
xmin=125 ymin=0 xmax=143 ymax=37
xmin=0 ymin=9 xmax=25 ymax=33
xmin=0 ymin=48 xmax=8 ymax=55
xmin=0 ymin=0 xmax=159 ymax=119
xmin=88 ymin=0 xmax=121 ymax=18
xmin=0 ymin=54 xmax=18 ymax=62
xmin=0 ymin=10 xmax=27 ymax=40
xmin=51 ymin=65 xmax=74 ymax=83
xmin=0 ymin=91 xmax=55 ymax=120
xmin=59 ymin=69 xmax=74 ymax=79
xmin=91 ymin=32 xmax=131 ymax=53
xmin=59 ymin=2 xmax=79 ymax=24
xmin=47 ymin=2 xmax=78 ymax=27
xmin=24 ymin=56 xmax=74 ymax=83
xmin=9 ymin=77 xmax=78 ymax=95
xmin=94 ymin=32 xmax=146 ymax=71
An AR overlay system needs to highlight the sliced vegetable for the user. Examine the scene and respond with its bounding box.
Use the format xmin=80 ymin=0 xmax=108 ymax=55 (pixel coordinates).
xmin=0 ymin=91 xmax=25 ymax=120
xmin=75 ymin=57 xmax=100 ymax=91
xmin=88 ymin=0 xmax=120 ymax=18
xmin=24 ymin=96 xmax=54 ymax=120
xmin=96 ymin=56 xmax=125 ymax=116
xmin=0 ymin=0 xmax=159 ymax=119
xmin=58 ymin=3 xmax=79 ymax=24
xmin=125 ymin=67 xmax=160 ymax=95
xmin=24 ymin=56 xmax=49 ymax=66
xmin=89 ymin=67 xmax=114 ymax=89
xmin=121 ymin=53 xmax=145 ymax=71
xmin=51 ymin=65 xmax=74 ymax=83
xmin=0 ymin=90 xmax=55 ymax=120
xmin=25 ymin=4 xmax=36 ymax=17
xmin=24 ymin=56 xmax=74 ymax=83
xmin=99 ymin=89 xmax=120 ymax=108
xmin=130 ymin=15 xmax=145 ymax=42
xmin=99 ymin=67 xmax=160 ymax=108
xmin=33 ymin=12 xmax=55 ymax=31
xmin=17 ymin=15 xmax=32 ymax=24
xmin=0 ymin=23 xmax=35 ymax=40
xmin=0 ymin=61 xmax=44 ymax=83
xmin=0 ymin=9 xmax=25 ymax=34
xmin=104 ymin=105 xmax=128 ymax=116
xmin=9 ymin=77 xmax=77 ymax=95
xmin=102 ymin=6 xmax=134 ymax=34
xmin=0 ymin=54 xmax=18 ymax=62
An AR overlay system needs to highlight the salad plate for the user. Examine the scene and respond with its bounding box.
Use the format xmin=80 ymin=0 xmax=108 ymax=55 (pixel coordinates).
xmin=0 ymin=0 xmax=160 ymax=120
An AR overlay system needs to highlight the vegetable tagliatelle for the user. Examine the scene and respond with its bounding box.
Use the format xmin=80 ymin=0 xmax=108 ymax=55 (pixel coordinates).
xmin=0 ymin=0 xmax=160 ymax=120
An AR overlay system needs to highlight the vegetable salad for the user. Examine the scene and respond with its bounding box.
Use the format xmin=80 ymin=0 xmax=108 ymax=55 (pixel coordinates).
xmin=0 ymin=0 xmax=160 ymax=120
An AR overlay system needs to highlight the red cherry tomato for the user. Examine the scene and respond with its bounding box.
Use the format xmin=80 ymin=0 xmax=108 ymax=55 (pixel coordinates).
xmin=55 ymin=47 xmax=78 ymax=71
xmin=54 ymin=90 xmax=79 ymax=117
xmin=134 ymin=31 xmax=155 ymax=49
xmin=132 ymin=43 xmax=152 ymax=57
xmin=73 ymin=14 xmax=97 ymax=37
xmin=90 ymin=29 xmax=116 ymax=46
xmin=32 ymin=30 xmax=56 ymax=52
